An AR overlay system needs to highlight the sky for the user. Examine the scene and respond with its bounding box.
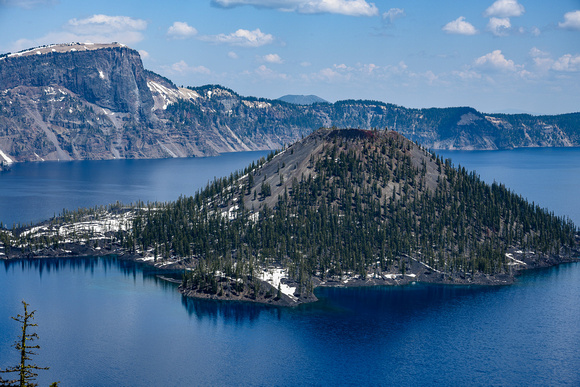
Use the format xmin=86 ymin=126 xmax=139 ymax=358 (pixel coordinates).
xmin=0 ymin=0 xmax=579 ymax=115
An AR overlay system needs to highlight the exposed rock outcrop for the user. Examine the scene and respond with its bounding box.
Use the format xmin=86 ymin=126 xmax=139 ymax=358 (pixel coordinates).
xmin=1 ymin=43 xmax=579 ymax=164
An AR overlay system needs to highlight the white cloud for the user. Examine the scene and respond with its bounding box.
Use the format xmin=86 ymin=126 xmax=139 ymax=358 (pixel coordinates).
xmin=453 ymin=69 xmax=482 ymax=80
xmin=383 ymin=8 xmax=405 ymax=23
xmin=300 ymin=61 xmax=311 ymax=67
xmin=313 ymin=67 xmax=348 ymax=82
xmin=9 ymin=14 xmax=148 ymax=51
xmin=64 ymin=14 xmax=147 ymax=44
xmin=228 ymin=51 xmax=239 ymax=59
xmin=422 ymin=70 xmax=438 ymax=85
xmin=529 ymin=47 xmax=552 ymax=71
xmin=168 ymin=60 xmax=211 ymax=74
xmin=255 ymin=64 xmax=288 ymax=79
xmin=558 ymin=10 xmax=580 ymax=30
xmin=483 ymin=0 xmax=524 ymax=18
xmin=211 ymin=0 xmax=379 ymax=17
xmin=474 ymin=50 xmax=517 ymax=71
xmin=10 ymin=38 xmax=37 ymax=52
xmin=67 ymin=14 xmax=147 ymax=34
xmin=487 ymin=17 xmax=511 ymax=36
xmin=167 ymin=22 xmax=198 ymax=39
xmin=362 ymin=63 xmax=378 ymax=74
xmin=552 ymin=54 xmax=580 ymax=72
xmin=442 ymin=16 xmax=478 ymax=35
xmin=262 ymin=53 xmax=283 ymax=63
xmin=529 ymin=47 xmax=548 ymax=58
xmin=306 ymin=61 xmax=418 ymax=85
xmin=529 ymin=48 xmax=580 ymax=73
xmin=200 ymin=28 xmax=274 ymax=47
xmin=138 ymin=50 xmax=150 ymax=60
xmin=531 ymin=26 xmax=541 ymax=36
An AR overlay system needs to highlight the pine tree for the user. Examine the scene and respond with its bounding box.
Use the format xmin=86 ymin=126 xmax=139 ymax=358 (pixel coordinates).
xmin=0 ymin=301 xmax=59 ymax=387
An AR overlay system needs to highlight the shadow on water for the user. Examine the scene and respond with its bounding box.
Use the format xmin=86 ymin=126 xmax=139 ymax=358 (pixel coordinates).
xmin=180 ymin=295 xmax=283 ymax=325
xmin=306 ymin=282 xmax=506 ymax=320
xmin=180 ymin=281 xmax=507 ymax=329
xmin=278 ymin=283 xmax=511 ymax=349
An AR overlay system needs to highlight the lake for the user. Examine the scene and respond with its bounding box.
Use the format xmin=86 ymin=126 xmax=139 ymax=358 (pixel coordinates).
xmin=1 ymin=148 xmax=579 ymax=386
xmin=0 ymin=151 xmax=269 ymax=227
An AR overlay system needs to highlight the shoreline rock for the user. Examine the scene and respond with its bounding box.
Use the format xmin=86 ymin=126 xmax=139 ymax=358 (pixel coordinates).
xmin=2 ymin=239 xmax=578 ymax=307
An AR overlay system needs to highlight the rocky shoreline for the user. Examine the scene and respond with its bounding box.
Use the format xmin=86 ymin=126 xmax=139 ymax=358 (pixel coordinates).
xmin=2 ymin=239 xmax=578 ymax=307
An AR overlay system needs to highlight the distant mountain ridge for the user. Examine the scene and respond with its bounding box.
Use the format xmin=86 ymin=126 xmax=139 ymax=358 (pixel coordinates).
xmin=277 ymin=94 xmax=328 ymax=105
xmin=1 ymin=43 xmax=579 ymax=163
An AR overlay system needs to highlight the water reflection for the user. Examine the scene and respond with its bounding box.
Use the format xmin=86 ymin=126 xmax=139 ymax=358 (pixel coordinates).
xmin=2 ymin=256 xmax=284 ymax=324
xmin=180 ymin=295 xmax=282 ymax=324
xmin=3 ymin=256 xmax=106 ymax=277
xmin=1 ymin=256 xmax=182 ymax=290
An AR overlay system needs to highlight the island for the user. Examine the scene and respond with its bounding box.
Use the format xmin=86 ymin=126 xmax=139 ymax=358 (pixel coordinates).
xmin=1 ymin=128 xmax=578 ymax=306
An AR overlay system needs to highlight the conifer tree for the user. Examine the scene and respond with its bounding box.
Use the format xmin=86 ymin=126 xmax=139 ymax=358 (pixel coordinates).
xmin=0 ymin=301 xmax=58 ymax=387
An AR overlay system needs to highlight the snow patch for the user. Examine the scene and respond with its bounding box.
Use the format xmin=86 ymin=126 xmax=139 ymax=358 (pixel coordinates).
xmin=505 ymin=253 xmax=527 ymax=266
xmin=98 ymin=70 xmax=105 ymax=80
xmin=0 ymin=149 xmax=14 ymax=164
xmin=259 ymin=268 xmax=297 ymax=301
xmin=147 ymin=81 xmax=200 ymax=110
xmin=157 ymin=141 xmax=178 ymax=158
xmin=242 ymin=100 xmax=271 ymax=109
xmin=221 ymin=205 xmax=239 ymax=220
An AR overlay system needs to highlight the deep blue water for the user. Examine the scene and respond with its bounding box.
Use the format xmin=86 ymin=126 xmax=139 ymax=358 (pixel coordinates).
xmin=1 ymin=258 xmax=579 ymax=386
xmin=1 ymin=148 xmax=579 ymax=386
xmin=0 ymin=152 xmax=269 ymax=227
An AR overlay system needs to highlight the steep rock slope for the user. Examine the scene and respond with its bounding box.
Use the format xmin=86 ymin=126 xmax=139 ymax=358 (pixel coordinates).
xmin=1 ymin=43 xmax=579 ymax=164
xmin=0 ymin=43 xmax=153 ymax=116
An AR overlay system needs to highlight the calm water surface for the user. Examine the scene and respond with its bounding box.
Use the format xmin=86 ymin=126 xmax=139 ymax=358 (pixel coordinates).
xmin=1 ymin=258 xmax=579 ymax=386
xmin=0 ymin=148 xmax=579 ymax=386
xmin=0 ymin=151 xmax=268 ymax=226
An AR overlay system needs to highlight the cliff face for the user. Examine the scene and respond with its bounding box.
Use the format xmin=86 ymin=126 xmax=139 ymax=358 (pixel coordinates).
xmin=0 ymin=43 xmax=153 ymax=116
xmin=0 ymin=43 xmax=579 ymax=163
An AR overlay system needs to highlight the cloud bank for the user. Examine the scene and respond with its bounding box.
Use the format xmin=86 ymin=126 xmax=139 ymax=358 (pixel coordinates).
xmin=211 ymin=0 xmax=379 ymax=17
xmin=199 ymin=28 xmax=274 ymax=47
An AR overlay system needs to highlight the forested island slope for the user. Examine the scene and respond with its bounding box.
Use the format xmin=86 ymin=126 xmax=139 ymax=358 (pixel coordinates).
xmin=1 ymin=128 xmax=578 ymax=305
xmin=1 ymin=43 xmax=579 ymax=165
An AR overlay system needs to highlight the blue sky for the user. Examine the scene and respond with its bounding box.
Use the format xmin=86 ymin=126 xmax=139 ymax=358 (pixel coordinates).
xmin=0 ymin=0 xmax=579 ymax=114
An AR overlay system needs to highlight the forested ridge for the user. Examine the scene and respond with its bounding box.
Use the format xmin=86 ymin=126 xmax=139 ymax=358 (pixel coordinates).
xmin=125 ymin=128 xmax=578 ymax=302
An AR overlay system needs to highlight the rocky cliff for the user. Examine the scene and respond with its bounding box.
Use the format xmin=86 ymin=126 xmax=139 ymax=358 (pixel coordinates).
xmin=0 ymin=43 xmax=153 ymax=116
xmin=1 ymin=43 xmax=579 ymax=163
